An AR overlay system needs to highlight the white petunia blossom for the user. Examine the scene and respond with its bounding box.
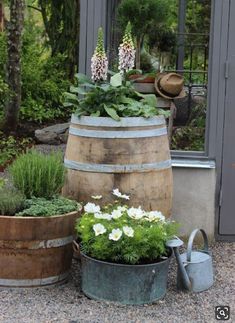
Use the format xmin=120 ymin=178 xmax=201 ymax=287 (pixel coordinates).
xmin=94 ymin=212 xmax=112 ymax=220
xmin=93 ymin=223 xmax=107 ymax=236
xmin=91 ymin=195 xmax=103 ymax=200
xmin=123 ymin=226 xmax=134 ymax=237
xmin=112 ymin=188 xmax=130 ymax=200
xmin=145 ymin=211 xmax=166 ymax=222
xmin=118 ymin=22 xmax=135 ymax=74
xmin=91 ymin=27 xmax=108 ymax=82
xmin=109 ymin=228 xmax=123 ymax=241
xmin=127 ymin=206 xmax=145 ymax=220
xmin=111 ymin=209 xmax=123 ymax=219
xmin=84 ymin=202 xmax=101 ymax=214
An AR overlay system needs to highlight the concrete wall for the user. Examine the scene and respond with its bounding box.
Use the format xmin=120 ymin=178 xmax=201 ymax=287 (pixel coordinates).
xmin=172 ymin=167 xmax=216 ymax=240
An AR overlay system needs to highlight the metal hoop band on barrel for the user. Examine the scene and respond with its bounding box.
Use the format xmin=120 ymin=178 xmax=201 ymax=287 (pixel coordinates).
xmin=0 ymin=236 xmax=74 ymax=250
xmin=71 ymin=115 xmax=165 ymax=127
xmin=69 ymin=126 xmax=167 ymax=139
xmin=0 ymin=271 xmax=69 ymax=287
xmin=64 ymin=158 xmax=172 ymax=173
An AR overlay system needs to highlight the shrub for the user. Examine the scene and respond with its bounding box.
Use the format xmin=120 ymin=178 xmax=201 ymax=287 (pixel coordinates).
xmin=0 ymin=188 xmax=25 ymax=215
xmin=76 ymin=189 xmax=178 ymax=265
xmin=16 ymin=196 xmax=80 ymax=217
xmin=9 ymin=150 xmax=66 ymax=199
xmin=21 ymin=20 xmax=72 ymax=123
xmin=0 ymin=132 xmax=32 ymax=168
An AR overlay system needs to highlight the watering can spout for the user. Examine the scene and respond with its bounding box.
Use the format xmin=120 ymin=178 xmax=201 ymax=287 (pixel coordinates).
xmin=166 ymin=237 xmax=192 ymax=291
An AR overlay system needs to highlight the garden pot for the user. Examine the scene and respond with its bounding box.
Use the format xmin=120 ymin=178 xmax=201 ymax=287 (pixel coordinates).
xmin=63 ymin=115 xmax=173 ymax=217
xmin=80 ymin=249 xmax=172 ymax=305
xmin=0 ymin=210 xmax=80 ymax=287
xmin=129 ymin=74 xmax=156 ymax=94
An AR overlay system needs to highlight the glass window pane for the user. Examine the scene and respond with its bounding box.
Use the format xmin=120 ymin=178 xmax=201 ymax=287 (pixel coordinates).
xmin=108 ymin=0 xmax=211 ymax=152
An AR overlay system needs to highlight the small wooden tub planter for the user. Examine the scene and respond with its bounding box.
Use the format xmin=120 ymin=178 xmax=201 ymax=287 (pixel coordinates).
xmin=0 ymin=211 xmax=79 ymax=287
xmin=63 ymin=115 xmax=173 ymax=216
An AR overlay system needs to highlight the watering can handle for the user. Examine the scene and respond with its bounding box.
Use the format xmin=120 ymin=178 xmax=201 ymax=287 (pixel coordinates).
xmin=187 ymin=229 xmax=209 ymax=262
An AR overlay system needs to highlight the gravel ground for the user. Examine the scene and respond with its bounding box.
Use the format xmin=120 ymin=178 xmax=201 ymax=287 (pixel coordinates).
xmin=0 ymin=145 xmax=234 ymax=322
xmin=0 ymin=242 xmax=234 ymax=323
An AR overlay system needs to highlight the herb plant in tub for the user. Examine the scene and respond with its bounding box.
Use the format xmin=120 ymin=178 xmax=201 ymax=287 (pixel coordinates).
xmin=0 ymin=151 xmax=81 ymax=288
xmin=63 ymin=24 xmax=173 ymax=216
xmin=76 ymin=190 xmax=178 ymax=304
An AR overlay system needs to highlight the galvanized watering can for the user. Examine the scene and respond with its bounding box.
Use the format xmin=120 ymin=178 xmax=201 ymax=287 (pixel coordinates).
xmin=166 ymin=229 xmax=214 ymax=292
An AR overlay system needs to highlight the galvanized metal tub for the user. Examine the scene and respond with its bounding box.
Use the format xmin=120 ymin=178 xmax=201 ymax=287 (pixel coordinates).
xmin=80 ymin=249 xmax=172 ymax=305
xmin=63 ymin=115 xmax=173 ymax=217
xmin=0 ymin=211 xmax=80 ymax=287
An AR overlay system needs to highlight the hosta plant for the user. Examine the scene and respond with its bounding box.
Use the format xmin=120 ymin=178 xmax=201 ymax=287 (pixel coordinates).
xmin=76 ymin=189 xmax=178 ymax=265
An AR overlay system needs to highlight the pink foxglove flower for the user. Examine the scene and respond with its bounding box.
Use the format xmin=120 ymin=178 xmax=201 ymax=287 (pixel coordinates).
xmin=91 ymin=27 xmax=108 ymax=82
xmin=118 ymin=22 xmax=135 ymax=74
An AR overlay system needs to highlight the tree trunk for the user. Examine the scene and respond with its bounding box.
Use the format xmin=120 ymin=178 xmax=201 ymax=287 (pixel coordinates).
xmin=0 ymin=0 xmax=4 ymax=32
xmin=136 ymin=38 xmax=141 ymax=70
xmin=4 ymin=0 xmax=25 ymax=132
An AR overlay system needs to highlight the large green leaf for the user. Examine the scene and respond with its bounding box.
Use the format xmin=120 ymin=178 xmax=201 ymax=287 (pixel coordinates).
xmin=91 ymin=111 xmax=101 ymax=117
xmin=69 ymin=86 xmax=86 ymax=95
xmin=75 ymin=73 xmax=92 ymax=84
xmin=104 ymin=106 xmax=120 ymax=121
xmin=110 ymin=73 xmax=123 ymax=87
xmin=141 ymin=94 xmax=158 ymax=107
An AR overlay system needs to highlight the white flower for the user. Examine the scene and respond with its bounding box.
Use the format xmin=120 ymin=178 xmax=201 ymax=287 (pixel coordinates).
xmin=127 ymin=206 xmax=145 ymax=220
xmin=117 ymin=206 xmax=127 ymax=212
xmin=111 ymin=209 xmax=123 ymax=219
xmin=118 ymin=22 xmax=135 ymax=74
xmin=112 ymin=188 xmax=130 ymax=200
xmin=109 ymin=229 xmax=122 ymax=241
xmin=123 ymin=226 xmax=134 ymax=237
xmin=84 ymin=202 xmax=100 ymax=214
xmin=91 ymin=28 xmax=108 ymax=82
xmin=94 ymin=212 xmax=112 ymax=220
xmin=91 ymin=195 xmax=102 ymax=200
xmin=93 ymin=223 xmax=106 ymax=236
xmin=145 ymin=211 xmax=166 ymax=222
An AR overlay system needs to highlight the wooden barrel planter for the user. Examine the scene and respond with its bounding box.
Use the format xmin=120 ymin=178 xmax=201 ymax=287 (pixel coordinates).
xmin=63 ymin=115 xmax=173 ymax=217
xmin=0 ymin=211 xmax=79 ymax=287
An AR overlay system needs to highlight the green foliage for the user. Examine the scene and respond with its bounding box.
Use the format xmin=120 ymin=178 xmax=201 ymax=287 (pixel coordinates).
xmin=0 ymin=19 xmax=72 ymax=124
xmin=118 ymin=0 xmax=168 ymax=40
xmin=0 ymin=131 xmax=32 ymax=167
xmin=20 ymin=20 xmax=72 ymax=122
xmin=38 ymin=0 xmax=80 ymax=79
xmin=148 ymin=27 xmax=177 ymax=53
xmin=0 ymin=76 xmax=11 ymax=119
xmin=140 ymin=52 xmax=154 ymax=73
xmin=16 ymin=196 xmax=80 ymax=217
xmin=64 ymin=72 xmax=169 ymax=120
xmin=0 ymin=33 xmax=7 ymax=78
xmin=0 ymin=188 xmax=25 ymax=216
xmin=9 ymin=150 xmax=66 ymax=199
xmin=171 ymin=102 xmax=206 ymax=151
xmin=77 ymin=202 xmax=178 ymax=265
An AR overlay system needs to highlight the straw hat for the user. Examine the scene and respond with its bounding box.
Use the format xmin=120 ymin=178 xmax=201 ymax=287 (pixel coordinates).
xmin=155 ymin=73 xmax=186 ymax=99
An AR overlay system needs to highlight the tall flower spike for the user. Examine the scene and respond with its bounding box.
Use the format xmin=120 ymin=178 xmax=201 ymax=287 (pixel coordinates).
xmin=118 ymin=22 xmax=136 ymax=74
xmin=91 ymin=27 xmax=108 ymax=82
